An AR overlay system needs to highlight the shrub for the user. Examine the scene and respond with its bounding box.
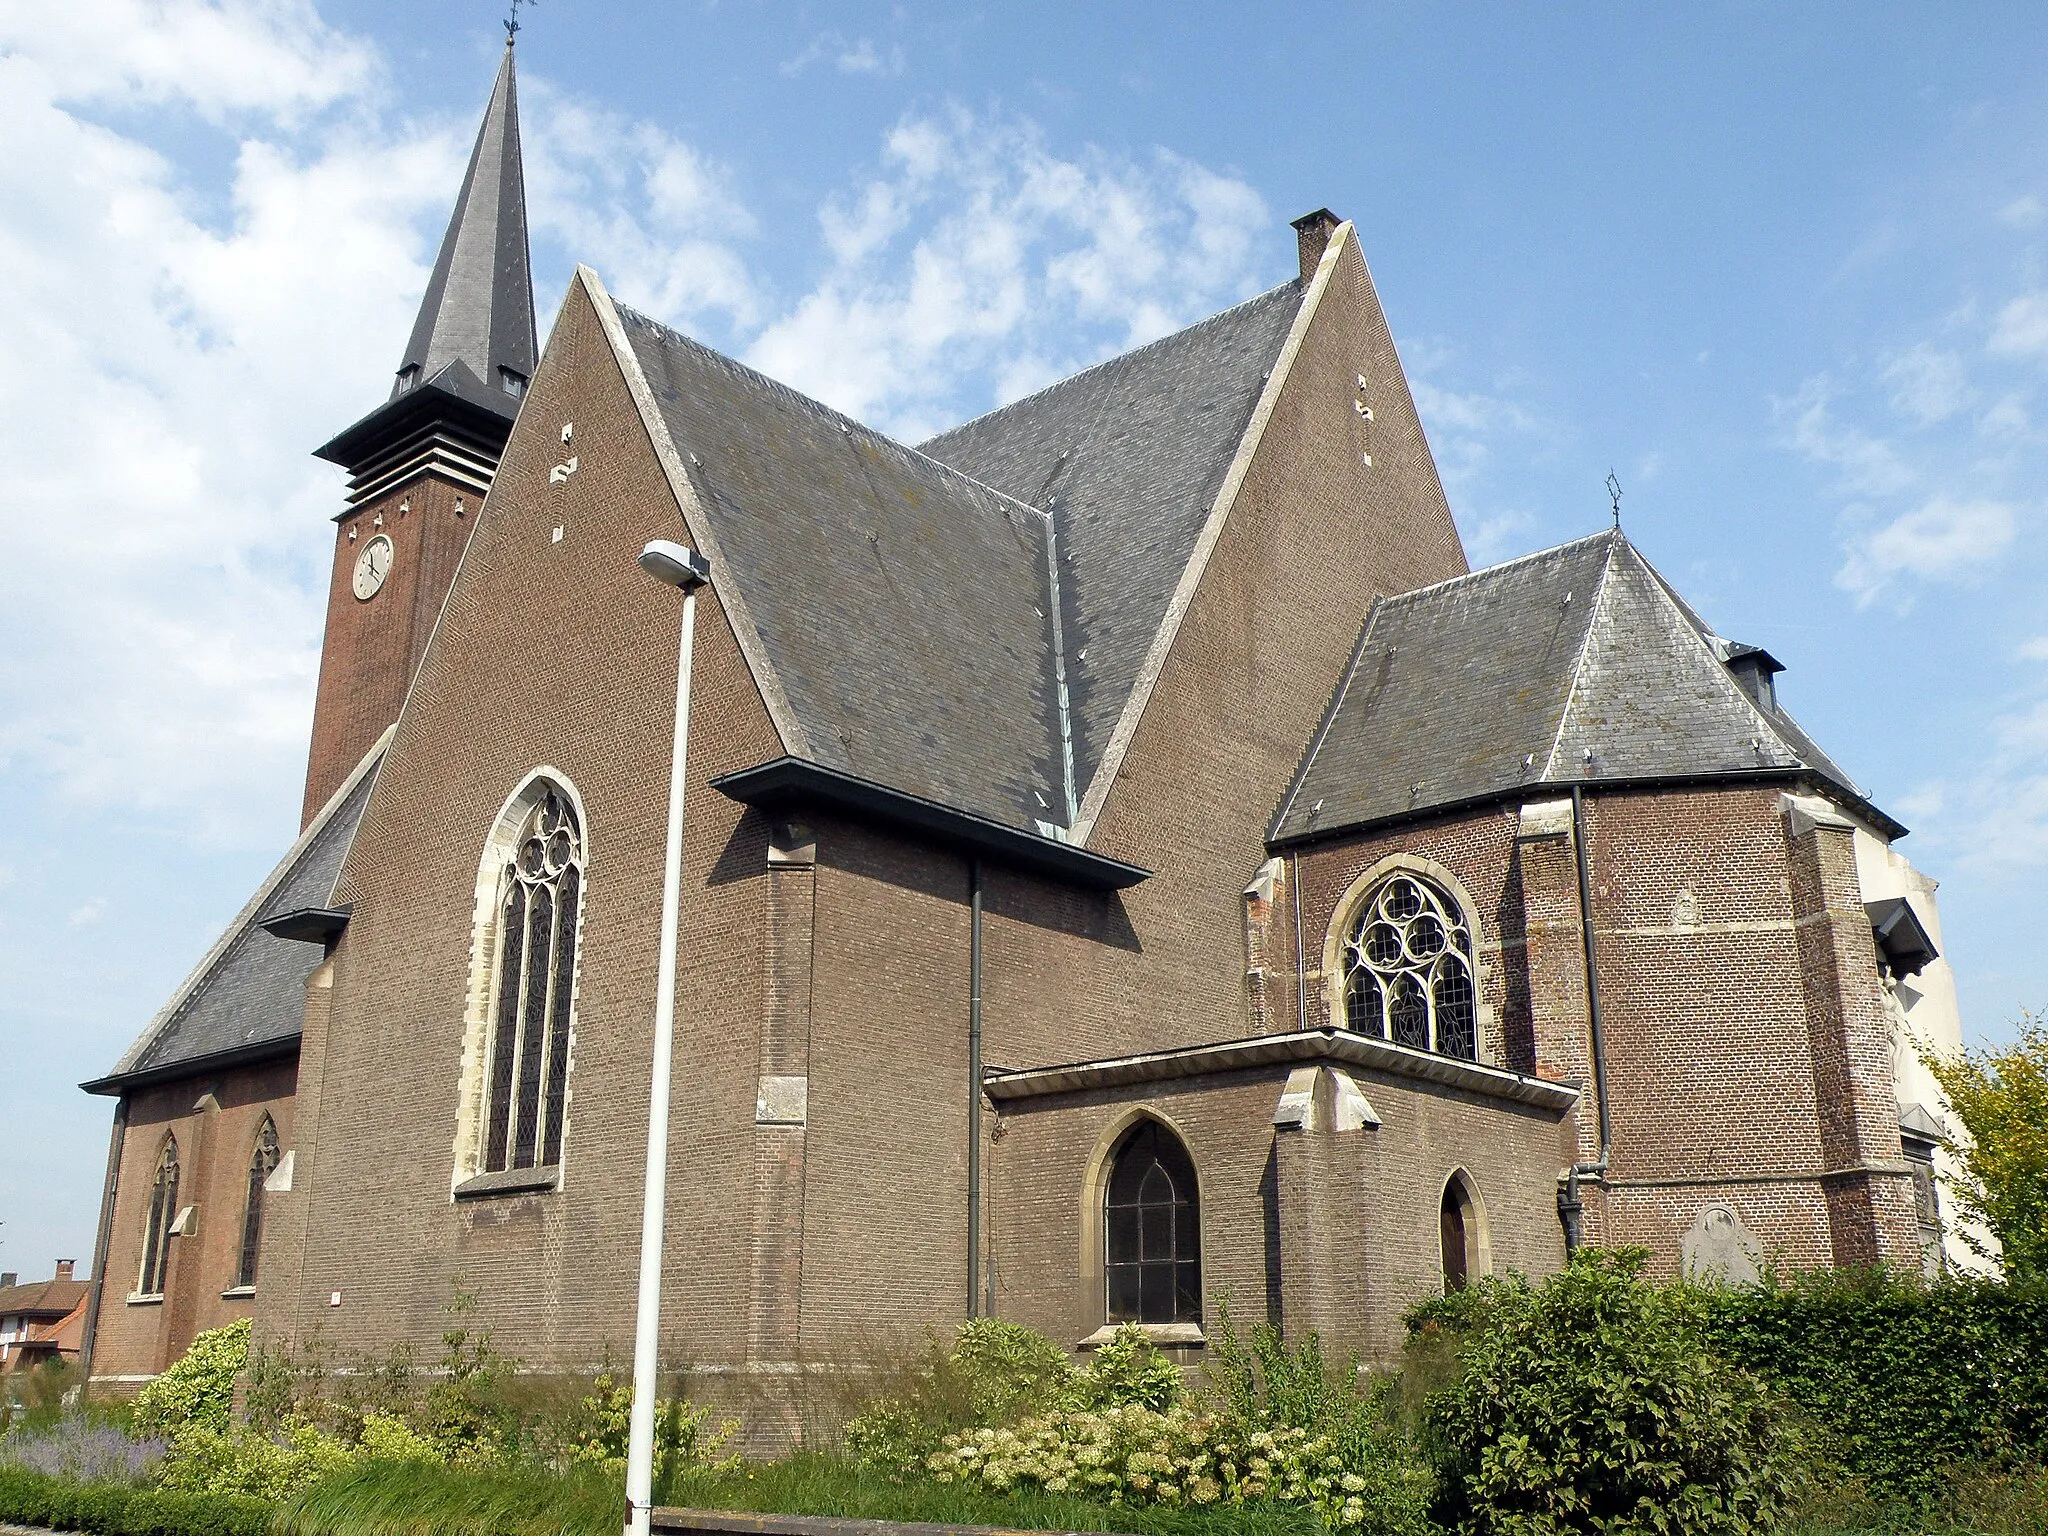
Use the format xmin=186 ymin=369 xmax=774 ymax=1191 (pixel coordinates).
xmin=559 ymin=1372 xmax=737 ymax=1481
xmin=131 ymin=1320 xmax=250 ymax=1441
xmin=0 ymin=1462 xmax=273 ymax=1536
xmin=1696 ymin=1266 xmax=2048 ymax=1499
xmin=0 ymin=1415 xmax=166 ymax=1483
xmin=1073 ymin=1326 xmax=1182 ymax=1413
xmin=1416 ymin=1249 xmax=1800 ymax=1536
xmin=154 ymin=1418 xmax=353 ymax=1502
xmin=845 ymin=1321 xmax=1081 ymax=1473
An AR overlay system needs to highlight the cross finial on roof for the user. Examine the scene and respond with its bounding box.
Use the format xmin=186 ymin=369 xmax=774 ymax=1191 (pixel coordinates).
xmin=1605 ymin=469 xmax=1623 ymax=528
xmin=506 ymin=0 xmax=532 ymax=42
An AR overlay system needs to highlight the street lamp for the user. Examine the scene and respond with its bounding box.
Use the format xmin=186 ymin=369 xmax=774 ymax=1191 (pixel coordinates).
xmin=624 ymin=538 xmax=711 ymax=1536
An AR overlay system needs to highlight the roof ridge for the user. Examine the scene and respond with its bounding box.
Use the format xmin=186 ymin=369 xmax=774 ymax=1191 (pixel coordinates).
xmin=1382 ymin=528 xmax=1616 ymax=611
xmin=1539 ymin=532 xmax=1623 ymax=781
xmin=616 ymin=304 xmax=1052 ymax=528
xmin=920 ymin=279 xmax=1301 ymax=444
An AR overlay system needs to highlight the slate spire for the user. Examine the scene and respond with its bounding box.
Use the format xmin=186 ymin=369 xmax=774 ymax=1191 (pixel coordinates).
xmin=392 ymin=37 xmax=537 ymax=402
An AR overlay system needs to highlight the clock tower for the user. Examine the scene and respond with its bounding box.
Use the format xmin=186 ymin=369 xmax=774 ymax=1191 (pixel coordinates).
xmin=300 ymin=36 xmax=537 ymax=824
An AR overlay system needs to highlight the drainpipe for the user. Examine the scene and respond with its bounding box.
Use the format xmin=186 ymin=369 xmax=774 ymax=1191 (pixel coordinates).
xmin=1291 ymin=852 xmax=1308 ymax=1032
xmin=967 ymin=858 xmax=984 ymax=1317
xmin=79 ymin=1096 xmax=129 ymax=1387
xmin=1560 ymin=785 xmax=1613 ymax=1251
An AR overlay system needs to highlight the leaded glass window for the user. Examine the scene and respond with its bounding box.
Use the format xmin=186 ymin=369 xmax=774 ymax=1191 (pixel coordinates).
xmin=1441 ymin=1177 xmax=1474 ymax=1292
xmin=236 ymin=1118 xmax=279 ymax=1289
xmin=480 ymin=787 xmax=583 ymax=1174
xmin=138 ymin=1137 xmax=179 ymax=1298
xmin=1104 ymin=1120 xmax=1201 ymax=1325
xmin=1342 ymin=873 xmax=1478 ymax=1060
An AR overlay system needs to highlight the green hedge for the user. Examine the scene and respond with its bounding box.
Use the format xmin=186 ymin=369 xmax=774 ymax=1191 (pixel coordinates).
xmin=1695 ymin=1271 xmax=2048 ymax=1496
xmin=0 ymin=1464 xmax=274 ymax=1536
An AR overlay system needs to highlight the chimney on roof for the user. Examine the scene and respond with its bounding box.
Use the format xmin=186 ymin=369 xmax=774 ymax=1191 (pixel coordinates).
xmin=55 ymin=1260 xmax=75 ymax=1281
xmin=0 ymin=1272 xmax=16 ymax=1289
xmin=1292 ymin=208 xmax=1342 ymax=284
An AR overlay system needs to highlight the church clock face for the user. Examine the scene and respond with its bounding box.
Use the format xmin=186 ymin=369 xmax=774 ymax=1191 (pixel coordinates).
xmin=352 ymin=534 xmax=394 ymax=601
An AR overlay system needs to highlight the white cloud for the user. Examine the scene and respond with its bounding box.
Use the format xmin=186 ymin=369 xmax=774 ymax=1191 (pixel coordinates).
xmin=1776 ymin=375 xmax=1914 ymax=496
xmin=2019 ymin=636 xmax=2048 ymax=662
xmin=68 ymin=899 xmax=106 ymax=927
xmin=1835 ymin=495 xmax=2017 ymax=603
xmin=1989 ymin=292 xmax=2048 ymax=357
xmin=742 ymin=107 xmax=1269 ymax=438
xmin=1882 ymin=343 xmax=1970 ymax=425
xmin=780 ymin=31 xmax=904 ymax=79
xmin=2000 ymin=194 xmax=2045 ymax=227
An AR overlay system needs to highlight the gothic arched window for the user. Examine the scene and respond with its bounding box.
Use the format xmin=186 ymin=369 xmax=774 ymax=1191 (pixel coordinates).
xmin=1441 ymin=1176 xmax=1475 ymax=1292
xmin=1104 ymin=1120 xmax=1201 ymax=1325
xmin=137 ymin=1136 xmax=179 ymax=1298
xmin=1342 ymin=872 xmax=1478 ymax=1060
xmin=236 ymin=1118 xmax=280 ymax=1290
xmin=480 ymin=785 xmax=584 ymax=1175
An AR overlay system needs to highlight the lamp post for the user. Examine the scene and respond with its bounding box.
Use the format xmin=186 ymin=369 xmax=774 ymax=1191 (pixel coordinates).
xmin=624 ymin=538 xmax=711 ymax=1536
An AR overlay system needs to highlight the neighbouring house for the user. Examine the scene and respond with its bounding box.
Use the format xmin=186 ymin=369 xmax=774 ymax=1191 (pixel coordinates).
xmin=80 ymin=32 xmax=1985 ymax=1400
xmin=0 ymin=1262 xmax=90 ymax=1373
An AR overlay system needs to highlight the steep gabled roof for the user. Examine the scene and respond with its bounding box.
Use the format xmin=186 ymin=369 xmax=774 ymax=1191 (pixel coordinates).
xmin=0 ymin=1276 xmax=90 ymax=1321
xmin=85 ymin=735 xmax=386 ymax=1094
xmin=1271 ymin=530 xmax=1899 ymax=844
xmin=921 ymin=283 xmax=1303 ymax=791
xmin=615 ymin=307 xmax=1075 ymax=833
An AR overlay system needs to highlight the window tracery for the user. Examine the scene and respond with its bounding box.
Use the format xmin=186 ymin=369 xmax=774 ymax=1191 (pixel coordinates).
xmin=480 ymin=785 xmax=583 ymax=1175
xmin=1103 ymin=1120 xmax=1201 ymax=1325
xmin=138 ymin=1136 xmax=179 ymax=1298
xmin=236 ymin=1118 xmax=279 ymax=1290
xmin=1342 ymin=872 xmax=1478 ymax=1059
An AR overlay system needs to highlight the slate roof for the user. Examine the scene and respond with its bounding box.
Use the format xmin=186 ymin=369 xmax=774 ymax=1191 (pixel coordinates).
xmin=620 ymin=308 xmax=1080 ymax=833
xmin=88 ymin=741 xmax=384 ymax=1093
xmin=1271 ymin=530 xmax=1898 ymax=844
xmin=921 ymin=282 xmax=1302 ymax=788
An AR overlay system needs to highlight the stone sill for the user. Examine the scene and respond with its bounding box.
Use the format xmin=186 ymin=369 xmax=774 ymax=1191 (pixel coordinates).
xmin=125 ymin=1293 xmax=164 ymax=1307
xmin=454 ymin=1164 xmax=560 ymax=1200
xmin=220 ymin=1286 xmax=257 ymax=1301
xmin=1079 ymin=1322 xmax=1206 ymax=1349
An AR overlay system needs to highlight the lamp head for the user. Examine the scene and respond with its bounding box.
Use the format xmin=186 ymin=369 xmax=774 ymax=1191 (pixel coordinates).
xmin=638 ymin=539 xmax=710 ymax=591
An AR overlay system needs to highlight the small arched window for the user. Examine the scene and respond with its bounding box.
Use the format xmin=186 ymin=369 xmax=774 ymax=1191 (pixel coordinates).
xmin=236 ymin=1118 xmax=280 ymax=1290
xmin=137 ymin=1136 xmax=179 ymax=1298
xmin=1104 ymin=1120 xmax=1201 ymax=1324
xmin=1343 ymin=872 xmax=1477 ymax=1059
xmin=1441 ymin=1176 xmax=1476 ymax=1292
xmin=480 ymin=785 xmax=584 ymax=1175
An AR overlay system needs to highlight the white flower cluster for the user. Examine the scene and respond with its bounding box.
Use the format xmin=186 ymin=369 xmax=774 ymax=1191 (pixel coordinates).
xmin=925 ymin=1404 xmax=1383 ymax=1528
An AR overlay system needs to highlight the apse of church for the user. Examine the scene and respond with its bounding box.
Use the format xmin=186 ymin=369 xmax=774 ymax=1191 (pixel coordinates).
xmin=81 ymin=34 xmax=1979 ymax=1394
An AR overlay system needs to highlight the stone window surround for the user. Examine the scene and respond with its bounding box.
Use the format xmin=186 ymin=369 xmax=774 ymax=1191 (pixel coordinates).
xmin=450 ymin=767 xmax=591 ymax=1201
xmin=1319 ymin=853 xmax=1494 ymax=1065
xmin=1073 ymin=1107 xmax=1207 ymax=1344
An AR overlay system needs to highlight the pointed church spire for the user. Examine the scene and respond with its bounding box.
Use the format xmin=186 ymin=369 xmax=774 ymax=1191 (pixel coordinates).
xmin=392 ymin=38 xmax=537 ymax=403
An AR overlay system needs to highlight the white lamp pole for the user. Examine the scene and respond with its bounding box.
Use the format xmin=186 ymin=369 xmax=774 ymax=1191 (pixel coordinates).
xmin=624 ymin=538 xmax=711 ymax=1536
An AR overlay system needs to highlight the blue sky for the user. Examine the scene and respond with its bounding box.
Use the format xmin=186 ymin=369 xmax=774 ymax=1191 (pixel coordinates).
xmin=4 ymin=1 xmax=2047 ymax=1276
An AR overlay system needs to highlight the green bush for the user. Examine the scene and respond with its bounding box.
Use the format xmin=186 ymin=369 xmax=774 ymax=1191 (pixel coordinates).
xmin=557 ymin=1372 xmax=738 ymax=1480
xmin=1696 ymin=1268 xmax=2048 ymax=1499
xmin=1074 ymin=1325 xmax=1183 ymax=1413
xmin=0 ymin=1462 xmax=273 ymax=1536
xmin=1415 ymin=1249 xmax=1800 ymax=1536
xmin=845 ymin=1320 xmax=1083 ymax=1473
xmin=131 ymin=1321 xmax=250 ymax=1442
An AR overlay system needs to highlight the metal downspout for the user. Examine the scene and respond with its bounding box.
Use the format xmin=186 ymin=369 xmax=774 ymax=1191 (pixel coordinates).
xmin=1561 ymin=785 xmax=1613 ymax=1251
xmin=967 ymin=858 xmax=984 ymax=1317
xmin=1291 ymin=852 xmax=1308 ymax=1032
xmin=79 ymin=1096 xmax=128 ymax=1386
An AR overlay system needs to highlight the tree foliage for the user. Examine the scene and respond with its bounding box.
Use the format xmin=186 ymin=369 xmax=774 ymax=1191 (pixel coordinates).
xmin=1924 ymin=1011 xmax=2048 ymax=1281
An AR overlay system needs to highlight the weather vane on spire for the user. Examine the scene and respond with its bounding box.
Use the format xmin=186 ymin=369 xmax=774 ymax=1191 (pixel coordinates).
xmin=506 ymin=0 xmax=533 ymax=42
xmin=1605 ymin=469 xmax=1623 ymax=529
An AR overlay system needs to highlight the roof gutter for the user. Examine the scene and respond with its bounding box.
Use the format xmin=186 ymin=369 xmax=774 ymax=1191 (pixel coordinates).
xmin=80 ymin=1035 xmax=301 ymax=1098
xmin=1270 ymin=765 xmax=1909 ymax=851
xmin=710 ymin=757 xmax=1150 ymax=891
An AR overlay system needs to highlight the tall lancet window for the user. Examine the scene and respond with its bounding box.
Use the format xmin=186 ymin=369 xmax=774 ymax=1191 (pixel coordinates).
xmin=137 ymin=1136 xmax=179 ymax=1298
xmin=1103 ymin=1120 xmax=1201 ymax=1325
xmin=480 ymin=786 xmax=584 ymax=1174
xmin=236 ymin=1118 xmax=280 ymax=1289
xmin=1342 ymin=873 xmax=1478 ymax=1060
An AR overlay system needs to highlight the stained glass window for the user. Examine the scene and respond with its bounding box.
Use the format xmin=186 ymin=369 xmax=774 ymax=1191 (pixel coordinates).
xmin=1104 ymin=1120 xmax=1201 ymax=1325
xmin=1342 ymin=873 xmax=1478 ymax=1060
xmin=236 ymin=1119 xmax=279 ymax=1289
xmin=480 ymin=787 xmax=583 ymax=1175
xmin=138 ymin=1137 xmax=179 ymax=1298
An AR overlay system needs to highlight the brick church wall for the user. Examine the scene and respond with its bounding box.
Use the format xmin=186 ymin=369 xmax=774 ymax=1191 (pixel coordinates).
xmin=90 ymin=1058 xmax=296 ymax=1383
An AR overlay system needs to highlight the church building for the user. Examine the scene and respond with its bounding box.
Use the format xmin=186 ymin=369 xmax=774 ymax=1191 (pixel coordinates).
xmin=79 ymin=38 xmax=1976 ymax=1396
